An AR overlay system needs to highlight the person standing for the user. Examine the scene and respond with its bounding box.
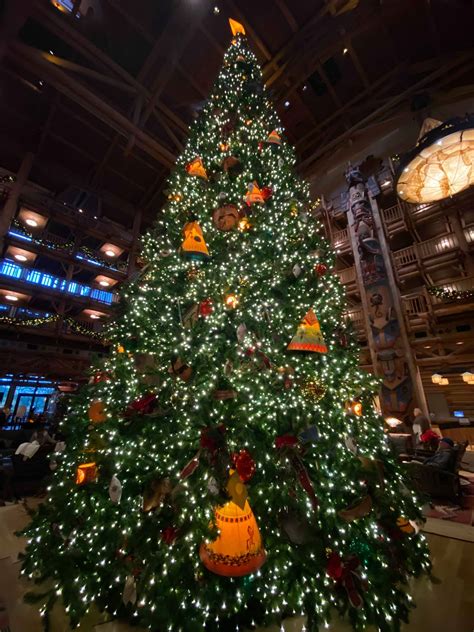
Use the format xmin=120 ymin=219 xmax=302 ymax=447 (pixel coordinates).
xmin=412 ymin=407 xmax=430 ymax=445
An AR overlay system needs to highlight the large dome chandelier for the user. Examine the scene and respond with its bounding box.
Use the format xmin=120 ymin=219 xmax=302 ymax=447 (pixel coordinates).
xmin=396 ymin=114 xmax=474 ymax=204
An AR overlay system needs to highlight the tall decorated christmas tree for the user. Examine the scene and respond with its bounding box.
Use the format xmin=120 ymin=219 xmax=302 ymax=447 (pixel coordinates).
xmin=21 ymin=19 xmax=431 ymax=632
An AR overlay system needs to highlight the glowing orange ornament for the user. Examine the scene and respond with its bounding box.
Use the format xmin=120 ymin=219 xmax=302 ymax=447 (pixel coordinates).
xmin=88 ymin=400 xmax=106 ymax=423
xmin=117 ymin=344 xmax=125 ymax=353
xmin=347 ymin=401 xmax=363 ymax=416
xmin=224 ymin=293 xmax=239 ymax=309
xmin=200 ymin=498 xmax=266 ymax=577
xmin=75 ymin=462 xmax=98 ymax=485
xmin=181 ymin=221 xmax=210 ymax=261
xmin=244 ymin=182 xmax=265 ymax=206
xmin=238 ymin=216 xmax=251 ymax=231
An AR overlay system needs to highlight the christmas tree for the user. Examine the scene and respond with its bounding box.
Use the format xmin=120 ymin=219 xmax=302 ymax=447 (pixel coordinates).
xmin=21 ymin=19 xmax=431 ymax=632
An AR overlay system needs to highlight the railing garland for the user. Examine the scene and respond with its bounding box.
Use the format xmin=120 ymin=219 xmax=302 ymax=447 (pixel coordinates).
xmin=0 ymin=313 xmax=107 ymax=341
xmin=427 ymin=285 xmax=474 ymax=301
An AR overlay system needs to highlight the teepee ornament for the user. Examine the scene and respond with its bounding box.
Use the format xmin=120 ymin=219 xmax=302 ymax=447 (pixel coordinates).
xmin=288 ymin=308 xmax=328 ymax=353
xmin=185 ymin=157 xmax=208 ymax=180
xmin=245 ymin=181 xmax=265 ymax=206
xmin=181 ymin=221 xmax=210 ymax=261
xmin=266 ymin=130 xmax=282 ymax=146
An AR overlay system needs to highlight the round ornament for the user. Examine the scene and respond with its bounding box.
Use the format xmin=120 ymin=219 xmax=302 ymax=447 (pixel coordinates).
xmin=301 ymin=379 xmax=326 ymax=402
xmin=212 ymin=204 xmax=240 ymax=231
xmin=314 ymin=263 xmax=328 ymax=277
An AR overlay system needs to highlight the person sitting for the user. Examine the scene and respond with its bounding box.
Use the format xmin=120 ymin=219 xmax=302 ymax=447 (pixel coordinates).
xmin=412 ymin=408 xmax=431 ymax=445
xmin=30 ymin=427 xmax=56 ymax=447
xmin=423 ymin=437 xmax=455 ymax=471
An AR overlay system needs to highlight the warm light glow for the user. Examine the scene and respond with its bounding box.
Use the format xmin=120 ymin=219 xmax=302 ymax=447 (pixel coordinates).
xmin=14 ymin=254 xmax=28 ymax=262
xmin=385 ymin=416 xmax=403 ymax=428
xmin=225 ymin=293 xmax=239 ymax=309
xmin=99 ymin=280 xmax=110 ymax=287
xmin=396 ymin=116 xmax=474 ymax=203
xmin=104 ymin=249 xmax=116 ymax=257
xmin=352 ymin=401 xmax=363 ymax=416
xmin=5 ymin=294 xmax=18 ymax=302
xmin=439 ymin=378 xmax=449 ymax=385
xmin=25 ymin=218 xmax=38 ymax=227
xmin=238 ymin=217 xmax=251 ymax=231
xmin=462 ymin=371 xmax=474 ymax=384
xmin=90 ymin=314 xmax=100 ymax=319
xmin=431 ymin=373 xmax=443 ymax=384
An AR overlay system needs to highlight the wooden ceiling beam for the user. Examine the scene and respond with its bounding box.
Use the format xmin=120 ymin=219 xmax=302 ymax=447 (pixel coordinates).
xmin=347 ymin=41 xmax=370 ymax=89
xmin=9 ymin=42 xmax=176 ymax=168
xmin=299 ymin=52 xmax=473 ymax=173
xmin=274 ymin=0 xmax=299 ymax=33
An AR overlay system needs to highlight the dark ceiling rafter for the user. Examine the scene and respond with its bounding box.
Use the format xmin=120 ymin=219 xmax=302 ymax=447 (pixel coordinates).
xmin=299 ymin=51 xmax=474 ymax=174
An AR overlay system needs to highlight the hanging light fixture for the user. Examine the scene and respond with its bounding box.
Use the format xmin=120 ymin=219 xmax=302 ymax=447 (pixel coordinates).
xmin=431 ymin=373 xmax=443 ymax=384
xmin=462 ymin=371 xmax=474 ymax=384
xmin=438 ymin=378 xmax=449 ymax=386
xmin=396 ymin=114 xmax=474 ymax=203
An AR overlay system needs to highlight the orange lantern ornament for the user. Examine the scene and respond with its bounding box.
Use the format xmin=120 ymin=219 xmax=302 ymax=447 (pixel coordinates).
xmin=88 ymin=400 xmax=106 ymax=423
xmin=347 ymin=400 xmax=363 ymax=417
xmin=287 ymin=308 xmax=328 ymax=353
xmin=185 ymin=157 xmax=208 ymax=180
xmin=200 ymin=493 xmax=266 ymax=576
xmin=224 ymin=293 xmax=239 ymax=309
xmin=75 ymin=462 xmax=98 ymax=485
xmin=181 ymin=221 xmax=210 ymax=261
xmin=117 ymin=344 xmax=125 ymax=353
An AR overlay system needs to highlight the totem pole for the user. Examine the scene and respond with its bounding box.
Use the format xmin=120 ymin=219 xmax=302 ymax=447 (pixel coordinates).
xmin=345 ymin=165 xmax=426 ymax=422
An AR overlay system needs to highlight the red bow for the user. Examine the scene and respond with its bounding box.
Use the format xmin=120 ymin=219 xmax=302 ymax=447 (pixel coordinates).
xmin=275 ymin=434 xmax=298 ymax=449
xmin=326 ymin=552 xmax=367 ymax=608
xmin=275 ymin=434 xmax=318 ymax=509
xmin=125 ymin=393 xmax=157 ymax=416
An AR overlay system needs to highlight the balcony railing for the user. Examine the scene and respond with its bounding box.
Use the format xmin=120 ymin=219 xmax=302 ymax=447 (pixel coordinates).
xmin=332 ymin=228 xmax=351 ymax=253
xmin=381 ymin=203 xmax=407 ymax=236
xmin=430 ymin=275 xmax=474 ymax=303
xmin=464 ymin=224 xmax=474 ymax=245
xmin=9 ymin=222 xmax=124 ymax=273
xmin=0 ymin=259 xmax=118 ymax=305
xmin=344 ymin=307 xmax=365 ymax=333
xmin=392 ymin=245 xmax=418 ymax=267
xmin=338 ymin=266 xmax=356 ymax=285
xmin=417 ymin=233 xmax=458 ymax=258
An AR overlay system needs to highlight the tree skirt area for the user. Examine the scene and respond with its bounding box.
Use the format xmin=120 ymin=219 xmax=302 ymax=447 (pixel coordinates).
xmin=423 ymin=472 xmax=474 ymax=526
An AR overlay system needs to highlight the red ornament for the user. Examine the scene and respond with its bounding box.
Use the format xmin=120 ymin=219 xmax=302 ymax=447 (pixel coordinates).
xmin=258 ymin=141 xmax=264 ymax=152
xmin=325 ymin=552 xmax=367 ymax=609
xmin=89 ymin=372 xmax=109 ymax=385
xmin=261 ymin=186 xmax=273 ymax=201
xmin=199 ymin=298 xmax=213 ymax=317
xmin=161 ymin=526 xmax=178 ymax=546
xmin=314 ymin=263 xmax=328 ymax=277
xmin=233 ymin=449 xmax=256 ymax=482
xmin=275 ymin=434 xmax=298 ymax=449
xmin=126 ymin=393 xmax=157 ymax=416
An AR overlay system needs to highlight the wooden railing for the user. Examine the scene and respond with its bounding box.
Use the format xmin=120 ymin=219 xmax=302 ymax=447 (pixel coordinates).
xmin=332 ymin=228 xmax=350 ymax=251
xmin=417 ymin=233 xmax=458 ymax=258
xmin=344 ymin=307 xmax=365 ymax=331
xmin=402 ymin=293 xmax=430 ymax=316
xmin=430 ymin=275 xmax=474 ymax=303
xmin=382 ymin=203 xmax=403 ymax=225
xmin=464 ymin=224 xmax=474 ymax=244
xmin=392 ymin=245 xmax=418 ymax=268
xmin=338 ymin=266 xmax=356 ymax=285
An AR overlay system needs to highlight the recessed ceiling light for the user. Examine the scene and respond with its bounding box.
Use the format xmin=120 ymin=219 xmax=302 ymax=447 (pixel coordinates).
xmin=424 ymin=345 xmax=431 ymax=349
xmin=213 ymin=5 xmax=220 ymax=14
xmin=343 ymin=47 xmax=349 ymax=55
xmin=78 ymin=208 xmax=83 ymax=213
xmin=104 ymin=249 xmax=116 ymax=257
xmin=14 ymin=254 xmax=28 ymax=262
xmin=25 ymin=218 xmax=38 ymax=227
xmin=302 ymin=84 xmax=308 ymax=91
xmin=5 ymin=294 xmax=18 ymax=302
xmin=456 ymin=341 xmax=464 ymax=345
xmin=99 ymin=280 xmax=110 ymax=287
xmin=90 ymin=314 xmax=100 ymax=320
xmin=284 ymin=100 xmax=290 ymax=108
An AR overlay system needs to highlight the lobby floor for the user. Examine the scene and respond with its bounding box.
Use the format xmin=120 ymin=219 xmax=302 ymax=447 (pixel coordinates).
xmin=0 ymin=501 xmax=473 ymax=632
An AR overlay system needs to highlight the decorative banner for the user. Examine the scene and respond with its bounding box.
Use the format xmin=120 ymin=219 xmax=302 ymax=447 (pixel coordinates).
xmin=185 ymin=157 xmax=208 ymax=179
xmin=287 ymin=308 xmax=328 ymax=353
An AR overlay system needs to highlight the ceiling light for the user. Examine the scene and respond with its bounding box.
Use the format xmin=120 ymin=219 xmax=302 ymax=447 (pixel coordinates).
xmin=456 ymin=341 xmax=464 ymax=345
xmin=396 ymin=114 xmax=474 ymax=203
xmin=78 ymin=208 xmax=83 ymax=213
xmin=5 ymin=295 xmax=18 ymax=302
xmin=302 ymin=84 xmax=308 ymax=91
xmin=284 ymin=100 xmax=290 ymax=108
xmin=90 ymin=314 xmax=100 ymax=320
xmin=213 ymin=5 xmax=220 ymax=14
xmin=104 ymin=249 xmax=116 ymax=257
xmin=424 ymin=345 xmax=431 ymax=349
xmin=431 ymin=373 xmax=443 ymax=384
xmin=25 ymin=218 xmax=38 ymax=227
xmin=14 ymin=254 xmax=28 ymax=262
xmin=99 ymin=280 xmax=110 ymax=287
xmin=343 ymin=47 xmax=349 ymax=55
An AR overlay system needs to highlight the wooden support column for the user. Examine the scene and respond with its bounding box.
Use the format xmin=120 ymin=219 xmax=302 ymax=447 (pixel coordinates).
xmin=448 ymin=211 xmax=474 ymax=275
xmin=345 ymin=165 xmax=428 ymax=421
xmin=0 ymin=151 xmax=35 ymax=251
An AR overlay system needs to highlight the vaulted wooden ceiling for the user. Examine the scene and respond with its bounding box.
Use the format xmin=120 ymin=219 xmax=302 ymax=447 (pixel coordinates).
xmin=0 ymin=0 xmax=473 ymax=226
